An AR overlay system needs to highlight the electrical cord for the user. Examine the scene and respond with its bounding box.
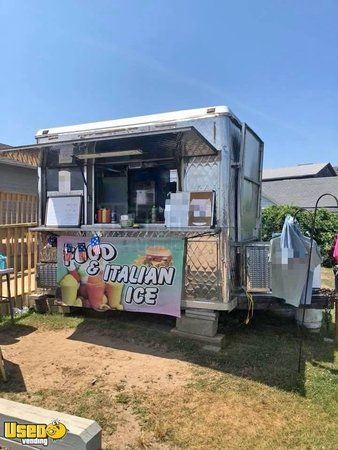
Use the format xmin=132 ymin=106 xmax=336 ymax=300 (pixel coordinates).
xmin=244 ymin=289 xmax=254 ymax=325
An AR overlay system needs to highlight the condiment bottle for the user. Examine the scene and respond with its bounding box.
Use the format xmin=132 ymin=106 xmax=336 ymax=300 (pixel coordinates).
xmin=111 ymin=209 xmax=118 ymax=224
xmin=151 ymin=205 xmax=157 ymax=223
xmin=106 ymin=208 xmax=111 ymax=223
xmin=97 ymin=209 xmax=102 ymax=223
xmin=102 ymin=208 xmax=107 ymax=223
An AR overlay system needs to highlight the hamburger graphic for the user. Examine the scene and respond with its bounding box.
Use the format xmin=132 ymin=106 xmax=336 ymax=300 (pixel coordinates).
xmin=134 ymin=246 xmax=173 ymax=267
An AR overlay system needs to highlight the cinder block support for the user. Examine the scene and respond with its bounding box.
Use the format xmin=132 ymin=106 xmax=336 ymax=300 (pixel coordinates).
xmin=0 ymin=398 xmax=101 ymax=450
xmin=175 ymin=309 xmax=219 ymax=337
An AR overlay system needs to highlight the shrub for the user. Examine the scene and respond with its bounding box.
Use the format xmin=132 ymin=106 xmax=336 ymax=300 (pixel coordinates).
xmin=261 ymin=205 xmax=338 ymax=267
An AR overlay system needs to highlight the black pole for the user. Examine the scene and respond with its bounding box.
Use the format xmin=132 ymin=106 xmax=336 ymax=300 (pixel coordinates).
xmin=297 ymin=193 xmax=338 ymax=372
xmin=334 ymin=265 xmax=338 ymax=343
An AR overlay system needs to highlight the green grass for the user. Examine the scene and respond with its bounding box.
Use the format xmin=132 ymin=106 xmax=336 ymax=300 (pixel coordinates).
xmin=0 ymin=311 xmax=337 ymax=449
xmin=321 ymin=266 xmax=335 ymax=290
xmin=0 ymin=311 xmax=85 ymax=331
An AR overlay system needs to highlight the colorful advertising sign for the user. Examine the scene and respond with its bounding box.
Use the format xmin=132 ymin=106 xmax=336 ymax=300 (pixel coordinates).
xmin=4 ymin=419 xmax=67 ymax=447
xmin=57 ymin=236 xmax=184 ymax=317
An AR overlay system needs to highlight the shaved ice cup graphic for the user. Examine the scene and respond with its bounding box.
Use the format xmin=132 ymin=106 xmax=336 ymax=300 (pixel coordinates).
xmin=78 ymin=266 xmax=88 ymax=299
xmin=105 ymin=282 xmax=124 ymax=310
xmin=59 ymin=274 xmax=79 ymax=306
xmin=87 ymin=274 xmax=105 ymax=310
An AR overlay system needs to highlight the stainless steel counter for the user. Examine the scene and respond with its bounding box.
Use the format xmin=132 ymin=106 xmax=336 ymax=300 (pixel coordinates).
xmin=30 ymin=225 xmax=220 ymax=238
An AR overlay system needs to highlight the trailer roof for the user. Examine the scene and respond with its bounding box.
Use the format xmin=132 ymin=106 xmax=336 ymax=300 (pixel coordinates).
xmin=35 ymin=106 xmax=235 ymax=139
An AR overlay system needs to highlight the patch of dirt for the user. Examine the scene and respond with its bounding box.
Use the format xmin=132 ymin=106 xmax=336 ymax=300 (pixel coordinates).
xmin=2 ymin=328 xmax=193 ymax=393
xmin=1 ymin=321 xmax=335 ymax=450
xmin=107 ymin=405 xmax=142 ymax=450
xmin=1 ymin=326 xmax=194 ymax=449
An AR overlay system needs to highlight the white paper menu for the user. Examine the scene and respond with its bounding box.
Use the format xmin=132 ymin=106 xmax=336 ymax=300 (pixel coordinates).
xmin=45 ymin=196 xmax=82 ymax=227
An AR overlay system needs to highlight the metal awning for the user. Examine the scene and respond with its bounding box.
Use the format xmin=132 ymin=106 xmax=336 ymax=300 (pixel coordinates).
xmin=0 ymin=127 xmax=218 ymax=167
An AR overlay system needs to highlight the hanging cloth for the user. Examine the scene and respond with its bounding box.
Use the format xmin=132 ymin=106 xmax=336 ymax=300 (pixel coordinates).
xmin=270 ymin=215 xmax=322 ymax=307
xmin=333 ymin=234 xmax=338 ymax=263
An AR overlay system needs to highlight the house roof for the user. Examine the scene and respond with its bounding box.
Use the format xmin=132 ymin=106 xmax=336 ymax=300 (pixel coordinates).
xmin=262 ymin=177 xmax=338 ymax=210
xmin=0 ymin=143 xmax=36 ymax=169
xmin=262 ymin=162 xmax=336 ymax=181
xmin=0 ymin=143 xmax=12 ymax=150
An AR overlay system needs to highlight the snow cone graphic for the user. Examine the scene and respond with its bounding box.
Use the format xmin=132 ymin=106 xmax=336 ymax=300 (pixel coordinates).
xmin=59 ymin=274 xmax=78 ymax=305
xmin=77 ymin=266 xmax=88 ymax=299
xmin=105 ymin=282 xmax=123 ymax=310
xmin=87 ymin=273 xmax=106 ymax=310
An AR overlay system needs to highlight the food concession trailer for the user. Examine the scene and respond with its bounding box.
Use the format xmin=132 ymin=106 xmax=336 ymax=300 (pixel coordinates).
xmin=1 ymin=106 xmax=268 ymax=334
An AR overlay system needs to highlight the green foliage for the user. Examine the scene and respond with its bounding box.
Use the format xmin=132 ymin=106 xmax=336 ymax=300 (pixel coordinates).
xmin=261 ymin=205 xmax=338 ymax=266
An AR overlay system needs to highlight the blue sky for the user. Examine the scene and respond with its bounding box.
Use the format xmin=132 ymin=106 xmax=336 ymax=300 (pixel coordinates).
xmin=0 ymin=0 xmax=337 ymax=168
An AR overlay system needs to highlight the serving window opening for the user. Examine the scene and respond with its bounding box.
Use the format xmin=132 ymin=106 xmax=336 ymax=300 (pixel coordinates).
xmin=41 ymin=127 xmax=217 ymax=227
xmin=95 ymin=160 xmax=178 ymax=224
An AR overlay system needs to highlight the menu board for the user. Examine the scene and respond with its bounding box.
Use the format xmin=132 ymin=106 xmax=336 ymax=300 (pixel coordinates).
xmin=45 ymin=196 xmax=82 ymax=227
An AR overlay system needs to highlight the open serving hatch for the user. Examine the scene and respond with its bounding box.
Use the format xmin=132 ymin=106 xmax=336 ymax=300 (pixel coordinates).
xmin=0 ymin=126 xmax=217 ymax=164
xmin=0 ymin=127 xmax=218 ymax=226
